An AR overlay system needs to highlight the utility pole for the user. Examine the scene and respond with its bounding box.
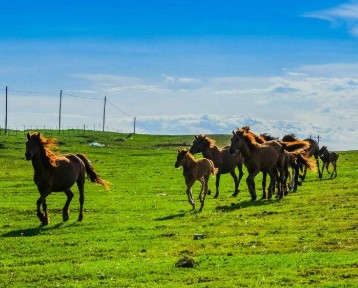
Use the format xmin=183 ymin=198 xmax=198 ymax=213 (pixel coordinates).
xmin=102 ymin=96 xmax=106 ymax=132
xmin=133 ymin=117 xmax=136 ymax=134
xmin=58 ymin=90 xmax=62 ymax=134
xmin=5 ymin=86 xmax=8 ymax=134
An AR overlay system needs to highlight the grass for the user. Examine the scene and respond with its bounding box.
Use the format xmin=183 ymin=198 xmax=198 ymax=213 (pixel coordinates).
xmin=0 ymin=131 xmax=357 ymax=287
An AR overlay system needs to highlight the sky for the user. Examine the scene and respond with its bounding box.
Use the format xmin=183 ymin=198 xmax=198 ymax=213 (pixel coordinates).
xmin=1 ymin=0 xmax=358 ymax=150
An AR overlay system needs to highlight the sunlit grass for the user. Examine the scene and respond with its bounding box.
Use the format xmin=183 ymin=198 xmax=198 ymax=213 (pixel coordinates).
xmin=0 ymin=131 xmax=357 ymax=287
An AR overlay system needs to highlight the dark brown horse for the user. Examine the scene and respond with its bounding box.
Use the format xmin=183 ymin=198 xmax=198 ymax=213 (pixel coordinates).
xmin=319 ymin=146 xmax=339 ymax=178
xmin=189 ymin=135 xmax=244 ymax=198
xmin=282 ymin=134 xmax=321 ymax=179
xmin=229 ymin=127 xmax=285 ymax=200
xmin=25 ymin=132 xmax=108 ymax=225
xmin=261 ymin=133 xmax=316 ymax=192
xmin=175 ymin=149 xmax=218 ymax=211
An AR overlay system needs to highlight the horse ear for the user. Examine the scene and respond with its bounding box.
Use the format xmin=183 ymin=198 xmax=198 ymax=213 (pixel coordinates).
xmin=232 ymin=130 xmax=235 ymax=135
xmin=37 ymin=132 xmax=41 ymax=138
xmin=194 ymin=135 xmax=197 ymax=139
xmin=177 ymin=150 xmax=180 ymax=153
xmin=26 ymin=132 xmax=30 ymax=140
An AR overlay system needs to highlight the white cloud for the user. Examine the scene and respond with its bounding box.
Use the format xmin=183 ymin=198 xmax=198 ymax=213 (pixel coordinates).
xmin=304 ymin=1 xmax=358 ymax=36
xmin=3 ymin=65 xmax=358 ymax=151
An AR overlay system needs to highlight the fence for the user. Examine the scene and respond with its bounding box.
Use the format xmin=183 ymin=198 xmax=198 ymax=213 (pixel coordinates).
xmin=2 ymin=86 xmax=151 ymax=135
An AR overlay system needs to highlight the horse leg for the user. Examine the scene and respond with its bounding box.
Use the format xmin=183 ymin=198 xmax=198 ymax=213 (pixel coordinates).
xmin=199 ymin=176 xmax=209 ymax=212
xmin=230 ymin=171 xmax=239 ymax=197
xmin=293 ymin=163 xmax=300 ymax=191
xmin=77 ymin=178 xmax=85 ymax=222
xmin=261 ymin=172 xmax=267 ymax=199
xmin=246 ymin=171 xmax=258 ymax=201
xmin=237 ymin=163 xmax=244 ymax=194
xmin=270 ymin=168 xmax=281 ymax=199
xmin=333 ymin=161 xmax=337 ymax=177
xmin=316 ymin=156 xmax=322 ymax=179
xmin=63 ymin=189 xmax=74 ymax=222
xmin=214 ymin=173 xmax=220 ymax=198
xmin=36 ymin=192 xmax=50 ymax=225
xmin=300 ymin=166 xmax=307 ymax=181
xmin=185 ymin=180 xmax=196 ymax=210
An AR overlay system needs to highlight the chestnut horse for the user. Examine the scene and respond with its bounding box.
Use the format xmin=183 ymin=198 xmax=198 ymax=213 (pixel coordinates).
xmin=260 ymin=133 xmax=316 ymax=192
xmin=189 ymin=135 xmax=244 ymax=198
xmin=175 ymin=149 xmax=218 ymax=211
xmin=229 ymin=127 xmax=285 ymax=200
xmin=230 ymin=127 xmax=310 ymax=200
xmin=319 ymin=146 xmax=339 ymax=178
xmin=25 ymin=132 xmax=108 ymax=225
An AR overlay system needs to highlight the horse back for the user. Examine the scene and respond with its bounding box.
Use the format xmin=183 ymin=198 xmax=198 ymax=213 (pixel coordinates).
xmin=50 ymin=154 xmax=85 ymax=192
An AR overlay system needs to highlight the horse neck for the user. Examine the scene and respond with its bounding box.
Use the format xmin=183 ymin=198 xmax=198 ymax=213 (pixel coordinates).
xmin=238 ymin=139 xmax=253 ymax=160
xmin=31 ymin=151 xmax=48 ymax=173
xmin=202 ymin=145 xmax=217 ymax=160
xmin=182 ymin=155 xmax=197 ymax=172
xmin=33 ymin=145 xmax=55 ymax=172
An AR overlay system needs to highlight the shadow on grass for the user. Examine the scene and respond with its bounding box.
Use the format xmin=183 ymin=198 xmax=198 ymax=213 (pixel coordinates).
xmin=155 ymin=211 xmax=189 ymax=221
xmin=215 ymin=198 xmax=280 ymax=212
xmin=1 ymin=221 xmax=80 ymax=238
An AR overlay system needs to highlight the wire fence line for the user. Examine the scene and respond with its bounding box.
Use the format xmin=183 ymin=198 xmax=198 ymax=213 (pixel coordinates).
xmin=2 ymin=86 xmax=153 ymax=135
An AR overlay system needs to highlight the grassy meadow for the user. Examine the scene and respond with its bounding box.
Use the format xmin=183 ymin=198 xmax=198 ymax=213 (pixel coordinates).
xmin=0 ymin=131 xmax=357 ymax=287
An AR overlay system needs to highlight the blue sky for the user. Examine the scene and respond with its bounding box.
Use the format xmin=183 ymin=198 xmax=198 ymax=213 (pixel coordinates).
xmin=1 ymin=1 xmax=358 ymax=150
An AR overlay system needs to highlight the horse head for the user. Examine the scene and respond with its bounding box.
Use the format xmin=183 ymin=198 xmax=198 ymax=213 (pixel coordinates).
xmin=189 ymin=134 xmax=212 ymax=154
xmin=25 ymin=132 xmax=41 ymax=160
xmin=175 ymin=149 xmax=189 ymax=168
xmin=229 ymin=129 xmax=243 ymax=154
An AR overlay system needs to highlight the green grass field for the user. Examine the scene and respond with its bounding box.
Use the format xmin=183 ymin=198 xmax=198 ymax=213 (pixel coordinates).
xmin=0 ymin=131 xmax=357 ymax=287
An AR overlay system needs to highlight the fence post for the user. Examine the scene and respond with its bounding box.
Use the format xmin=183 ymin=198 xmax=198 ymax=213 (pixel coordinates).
xmin=5 ymin=86 xmax=8 ymax=135
xmin=59 ymin=90 xmax=62 ymax=134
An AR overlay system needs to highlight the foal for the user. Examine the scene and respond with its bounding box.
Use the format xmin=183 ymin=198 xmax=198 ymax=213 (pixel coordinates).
xmin=189 ymin=135 xmax=244 ymax=198
xmin=175 ymin=149 xmax=218 ymax=211
xmin=319 ymin=146 xmax=339 ymax=178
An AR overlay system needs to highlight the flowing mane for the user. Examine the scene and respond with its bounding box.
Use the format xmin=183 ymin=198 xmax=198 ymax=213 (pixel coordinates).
xmin=235 ymin=128 xmax=262 ymax=149
xmin=282 ymin=133 xmax=300 ymax=142
xmin=34 ymin=133 xmax=59 ymax=169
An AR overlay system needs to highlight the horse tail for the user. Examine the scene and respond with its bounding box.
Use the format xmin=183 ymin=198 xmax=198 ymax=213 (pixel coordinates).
xmin=297 ymin=153 xmax=317 ymax=172
xmin=209 ymin=160 xmax=218 ymax=175
xmin=76 ymin=154 xmax=110 ymax=190
xmin=280 ymin=140 xmax=310 ymax=152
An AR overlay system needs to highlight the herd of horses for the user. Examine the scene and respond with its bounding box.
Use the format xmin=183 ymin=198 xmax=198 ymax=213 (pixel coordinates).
xmin=175 ymin=126 xmax=339 ymax=211
xmin=24 ymin=129 xmax=339 ymax=225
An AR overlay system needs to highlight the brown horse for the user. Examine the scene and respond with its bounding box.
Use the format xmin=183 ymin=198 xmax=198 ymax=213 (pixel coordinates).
xmin=229 ymin=127 xmax=285 ymax=200
xmin=319 ymin=146 xmax=339 ymax=178
xmin=175 ymin=149 xmax=218 ymax=211
xmin=261 ymin=133 xmax=316 ymax=192
xmin=25 ymin=132 xmax=108 ymax=225
xmin=189 ymin=135 xmax=244 ymax=198
xmin=282 ymin=134 xmax=321 ymax=179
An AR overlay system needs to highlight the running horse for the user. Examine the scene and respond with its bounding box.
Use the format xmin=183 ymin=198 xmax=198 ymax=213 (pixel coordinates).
xmin=229 ymin=127 xmax=285 ymax=200
xmin=25 ymin=132 xmax=109 ymax=225
xmin=175 ymin=149 xmax=218 ymax=211
xmin=282 ymin=134 xmax=321 ymax=179
xmin=319 ymin=146 xmax=339 ymax=178
xmin=189 ymin=134 xmax=244 ymax=198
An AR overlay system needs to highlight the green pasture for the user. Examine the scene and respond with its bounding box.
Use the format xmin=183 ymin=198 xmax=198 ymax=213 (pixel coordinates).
xmin=0 ymin=131 xmax=357 ymax=287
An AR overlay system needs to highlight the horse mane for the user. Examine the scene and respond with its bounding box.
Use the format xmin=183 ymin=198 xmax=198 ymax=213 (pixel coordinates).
xmin=36 ymin=133 xmax=59 ymax=168
xmin=240 ymin=129 xmax=262 ymax=149
xmin=260 ymin=133 xmax=278 ymax=141
xmin=282 ymin=133 xmax=300 ymax=142
xmin=198 ymin=134 xmax=216 ymax=149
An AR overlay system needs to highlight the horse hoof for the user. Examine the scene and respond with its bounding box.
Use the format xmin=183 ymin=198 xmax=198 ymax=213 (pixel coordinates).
xmin=214 ymin=195 xmax=219 ymax=199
